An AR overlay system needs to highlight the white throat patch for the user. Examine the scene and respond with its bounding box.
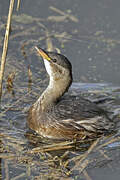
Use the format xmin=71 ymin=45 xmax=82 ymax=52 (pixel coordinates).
xmin=44 ymin=59 xmax=52 ymax=77
xmin=44 ymin=59 xmax=54 ymax=87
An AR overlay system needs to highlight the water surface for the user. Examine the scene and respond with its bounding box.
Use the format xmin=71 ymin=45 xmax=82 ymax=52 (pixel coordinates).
xmin=0 ymin=0 xmax=120 ymax=179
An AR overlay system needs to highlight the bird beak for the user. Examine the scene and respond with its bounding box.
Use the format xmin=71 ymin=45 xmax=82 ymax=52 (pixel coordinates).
xmin=35 ymin=46 xmax=51 ymax=61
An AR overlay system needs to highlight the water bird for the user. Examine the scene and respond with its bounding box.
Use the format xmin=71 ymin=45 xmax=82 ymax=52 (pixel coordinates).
xmin=27 ymin=47 xmax=114 ymax=140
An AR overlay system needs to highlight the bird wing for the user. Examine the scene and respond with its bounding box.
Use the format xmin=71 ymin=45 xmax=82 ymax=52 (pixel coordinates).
xmin=48 ymin=95 xmax=114 ymax=133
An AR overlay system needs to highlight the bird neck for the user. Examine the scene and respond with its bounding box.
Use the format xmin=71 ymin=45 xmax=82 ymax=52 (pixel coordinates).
xmin=38 ymin=74 xmax=72 ymax=111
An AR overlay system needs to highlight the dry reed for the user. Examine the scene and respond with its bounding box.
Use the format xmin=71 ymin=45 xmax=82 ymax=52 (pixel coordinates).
xmin=0 ymin=0 xmax=15 ymax=97
xmin=16 ymin=0 xmax=21 ymax=11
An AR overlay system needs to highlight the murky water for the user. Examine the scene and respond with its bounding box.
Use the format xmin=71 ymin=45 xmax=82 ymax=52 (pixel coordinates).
xmin=0 ymin=0 xmax=120 ymax=179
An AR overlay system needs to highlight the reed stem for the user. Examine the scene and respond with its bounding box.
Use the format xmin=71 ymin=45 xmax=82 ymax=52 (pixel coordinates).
xmin=0 ymin=0 xmax=15 ymax=97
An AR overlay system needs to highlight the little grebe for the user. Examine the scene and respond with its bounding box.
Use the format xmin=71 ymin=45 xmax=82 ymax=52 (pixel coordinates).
xmin=27 ymin=47 xmax=114 ymax=140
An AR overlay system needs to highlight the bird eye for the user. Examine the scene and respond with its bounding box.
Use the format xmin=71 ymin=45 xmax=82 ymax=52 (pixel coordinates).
xmin=52 ymin=59 xmax=57 ymax=63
